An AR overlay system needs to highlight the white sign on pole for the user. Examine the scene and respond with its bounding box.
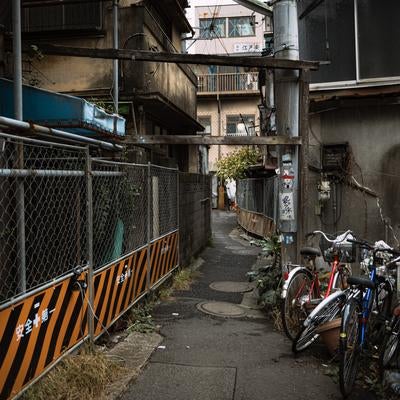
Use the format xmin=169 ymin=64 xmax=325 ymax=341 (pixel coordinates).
xmin=279 ymin=192 xmax=295 ymax=221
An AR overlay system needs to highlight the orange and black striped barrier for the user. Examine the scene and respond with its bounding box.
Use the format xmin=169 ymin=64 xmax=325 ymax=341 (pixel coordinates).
xmin=0 ymin=270 xmax=88 ymax=400
xmin=0 ymin=230 xmax=179 ymax=400
xmin=92 ymin=246 xmax=148 ymax=336
xmin=150 ymin=231 xmax=179 ymax=286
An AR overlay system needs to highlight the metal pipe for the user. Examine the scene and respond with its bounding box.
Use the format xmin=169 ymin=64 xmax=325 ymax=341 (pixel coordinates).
xmin=113 ymin=0 xmax=119 ymax=113
xmin=0 ymin=169 xmax=125 ymax=177
xmin=92 ymin=158 xmax=148 ymax=168
xmin=146 ymin=162 xmax=151 ymax=291
xmin=13 ymin=0 xmax=26 ymax=293
xmin=149 ymin=229 xmax=179 ymax=245
xmin=0 ymin=131 xmax=86 ymax=150
xmin=354 ymin=0 xmax=360 ymax=82
xmin=86 ymin=148 xmax=94 ymax=348
xmin=0 ymin=116 xmax=124 ymax=151
xmin=0 ymin=269 xmax=83 ymax=311
xmin=13 ymin=1 xmax=22 ymax=121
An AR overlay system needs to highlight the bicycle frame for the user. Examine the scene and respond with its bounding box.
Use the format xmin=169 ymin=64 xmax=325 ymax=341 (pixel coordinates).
xmin=359 ymin=266 xmax=377 ymax=346
xmin=325 ymin=255 xmax=340 ymax=299
xmin=282 ymin=254 xmax=344 ymax=302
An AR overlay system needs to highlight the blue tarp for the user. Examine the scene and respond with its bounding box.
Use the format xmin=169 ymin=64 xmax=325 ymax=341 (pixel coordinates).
xmin=0 ymin=78 xmax=125 ymax=138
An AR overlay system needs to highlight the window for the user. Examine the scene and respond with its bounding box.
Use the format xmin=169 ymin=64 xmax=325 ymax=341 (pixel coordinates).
xmin=19 ymin=2 xmax=103 ymax=33
xmin=198 ymin=116 xmax=211 ymax=135
xmin=199 ymin=18 xmax=226 ymax=39
xmin=228 ymin=16 xmax=255 ymax=37
xmin=226 ymin=115 xmax=255 ymax=136
xmin=357 ymin=0 xmax=400 ymax=80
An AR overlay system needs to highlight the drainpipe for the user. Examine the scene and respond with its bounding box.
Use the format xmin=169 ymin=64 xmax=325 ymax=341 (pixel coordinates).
xmin=13 ymin=0 xmax=26 ymax=293
xmin=13 ymin=1 xmax=22 ymax=120
xmin=113 ymin=0 xmax=119 ymax=113
xmin=274 ymin=0 xmax=300 ymax=264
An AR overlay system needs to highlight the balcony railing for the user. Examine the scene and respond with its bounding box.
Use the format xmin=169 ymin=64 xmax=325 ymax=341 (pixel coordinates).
xmin=197 ymin=72 xmax=259 ymax=94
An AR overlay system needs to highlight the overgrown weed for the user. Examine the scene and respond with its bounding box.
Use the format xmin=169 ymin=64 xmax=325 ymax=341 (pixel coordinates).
xmin=22 ymin=348 xmax=126 ymax=400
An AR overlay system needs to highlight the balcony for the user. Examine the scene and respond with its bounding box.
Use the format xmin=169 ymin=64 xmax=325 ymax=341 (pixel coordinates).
xmin=197 ymin=72 xmax=259 ymax=95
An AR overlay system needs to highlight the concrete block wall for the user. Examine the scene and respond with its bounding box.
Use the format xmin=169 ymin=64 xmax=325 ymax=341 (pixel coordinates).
xmin=305 ymin=103 xmax=400 ymax=245
xmin=179 ymin=173 xmax=212 ymax=266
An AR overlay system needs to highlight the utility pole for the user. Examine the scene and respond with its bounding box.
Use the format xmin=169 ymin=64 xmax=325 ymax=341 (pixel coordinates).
xmin=273 ymin=0 xmax=300 ymax=265
xmin=113 ymin=0 xmax=119 ymax=113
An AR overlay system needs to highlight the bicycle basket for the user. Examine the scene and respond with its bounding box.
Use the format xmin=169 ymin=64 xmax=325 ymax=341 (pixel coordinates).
xmin=319 ymin=234 xmax=356 ymax=263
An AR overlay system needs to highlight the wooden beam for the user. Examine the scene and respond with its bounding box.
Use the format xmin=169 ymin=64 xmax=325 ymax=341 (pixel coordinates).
xmin=27 ymin=44 xmax=319 ymax=70
xmin=125 ymin=135 xmax=302 ymax=145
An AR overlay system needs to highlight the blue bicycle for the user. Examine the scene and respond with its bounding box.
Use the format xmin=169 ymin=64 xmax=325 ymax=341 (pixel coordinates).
xmin=339 ymin=239 xmax=398 ymax=397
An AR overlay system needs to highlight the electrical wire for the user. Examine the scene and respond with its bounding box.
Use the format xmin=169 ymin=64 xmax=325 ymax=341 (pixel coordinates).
xmin=75 ymin=280 xmax=111 ymax=338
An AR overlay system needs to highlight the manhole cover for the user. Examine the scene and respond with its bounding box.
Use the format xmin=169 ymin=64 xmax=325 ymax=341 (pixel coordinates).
xmin=196 ymin=301 xmax=246 ymax=318
xmin=209 ymin=281 xmax=253 ymax=293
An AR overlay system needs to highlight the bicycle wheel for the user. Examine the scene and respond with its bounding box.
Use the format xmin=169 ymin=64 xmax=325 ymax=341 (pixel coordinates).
xmin=380 ymin=315 xmax=400 ymax=369
xmin=339 ymin=298 xmax=361 ymax=398
xmin=281 ymin=269 xmax=314 ymax=341
xmin=293 ymin=290 xmax=346 ymax=353
xmin=369 ymin=279 xmax=393 ymax=350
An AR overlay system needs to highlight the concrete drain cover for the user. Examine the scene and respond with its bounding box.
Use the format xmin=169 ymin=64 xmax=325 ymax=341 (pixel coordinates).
xmin=209 ymin=281 xmax=253 ymax=293
xmin=196 ymin=301 xmax=246 ymax=318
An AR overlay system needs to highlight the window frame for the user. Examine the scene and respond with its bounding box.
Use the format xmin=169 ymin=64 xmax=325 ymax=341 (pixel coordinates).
xmin=198 ymin=116 xmax=212 ymax=135
xmin=199 ymin=17 xmax=226 ymax=39
xmin=228 ymin=16 xmax=256 ymax=38
xmin=226 ymin=114 xmax=255 ymax=136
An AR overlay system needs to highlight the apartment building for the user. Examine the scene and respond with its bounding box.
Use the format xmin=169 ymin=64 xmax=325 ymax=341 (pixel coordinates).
xmin=190 ymin=2 xmax=272 ymax=172
xmin=0 ymin=0 xmax=202 ymax=171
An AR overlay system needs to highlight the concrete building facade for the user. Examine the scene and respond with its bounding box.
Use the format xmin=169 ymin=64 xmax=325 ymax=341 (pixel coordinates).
xmin=1 ymin=0 xmax=202 ymax=172
xmin=300 ymin=0 xmax=400 ymax=244
xmin=190 ymin=2 xmax=272 ymax=172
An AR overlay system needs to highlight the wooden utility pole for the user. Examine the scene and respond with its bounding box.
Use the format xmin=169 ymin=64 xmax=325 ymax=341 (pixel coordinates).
xmin=25 ymin=44 xmax=319 ymax=71
xmin=125 ymin=135 xmax=302 ymax=146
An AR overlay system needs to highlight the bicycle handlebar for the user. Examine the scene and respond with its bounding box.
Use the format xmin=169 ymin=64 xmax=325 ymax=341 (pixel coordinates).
xmin=347 ymin=238 xmax=400 ymax=259
xmin=306 ymin=229 xmax=354 ymax=244
xmin=386 ymin=255 xmax=400 ymax=270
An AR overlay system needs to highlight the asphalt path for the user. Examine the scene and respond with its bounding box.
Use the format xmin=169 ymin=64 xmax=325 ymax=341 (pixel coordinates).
xmin=121 ymin=211 xmax=352 ymax=400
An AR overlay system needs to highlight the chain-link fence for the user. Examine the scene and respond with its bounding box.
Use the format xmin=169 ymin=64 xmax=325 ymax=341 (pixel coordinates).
xmin=237 ymin=176 xmax=278 ymax=221
xmin=150 ymin=165 xmax=178 ymax=241
xmin=0 ymin=133 xmax=180 ymax=305
xmin=0 ymin=133 xmax=87 ymax=302
xmin=0 ymin=132 xmax=213 ymax=400
xmin=92 ymin=160 xmax=148 ymax=270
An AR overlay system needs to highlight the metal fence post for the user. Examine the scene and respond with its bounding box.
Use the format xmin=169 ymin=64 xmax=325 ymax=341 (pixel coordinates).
xmin=16 ymin=141 xmax=26 ymax=293
xmin=147 ymin=162 xmax=151 ymax=290
xmin=86 ymin=148 xmax=94 ymax=347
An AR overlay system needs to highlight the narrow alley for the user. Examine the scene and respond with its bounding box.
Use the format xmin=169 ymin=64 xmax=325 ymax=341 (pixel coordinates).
xmin=121 ymin=211 xmax=341 ymax=400
xmin=1 ymin=2 xmax=400 ymax=399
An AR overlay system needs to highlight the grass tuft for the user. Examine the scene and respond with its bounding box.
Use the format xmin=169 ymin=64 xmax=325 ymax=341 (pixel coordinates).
xmin=22 ymin=349 xmax=126 ymax=400
xmin=171 ymin=268 xmax=201 ymax=291
xmin=127 ymin=303 xmax=156 ymax=334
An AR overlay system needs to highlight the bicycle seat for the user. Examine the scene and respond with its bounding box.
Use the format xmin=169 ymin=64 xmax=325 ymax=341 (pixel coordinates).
xmin=347 ymin=276 xmax=376 ymax=290
xmin=300 ymin=247 xmax=321 ymax=257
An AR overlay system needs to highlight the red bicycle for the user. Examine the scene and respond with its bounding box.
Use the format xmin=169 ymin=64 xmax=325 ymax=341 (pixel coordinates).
xmin=281 ymin=230 xmax=354 ymax=341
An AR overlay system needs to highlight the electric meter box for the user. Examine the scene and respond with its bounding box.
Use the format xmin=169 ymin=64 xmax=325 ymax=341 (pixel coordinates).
xmin=322 ymin=143 xmax=349 ymax=174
